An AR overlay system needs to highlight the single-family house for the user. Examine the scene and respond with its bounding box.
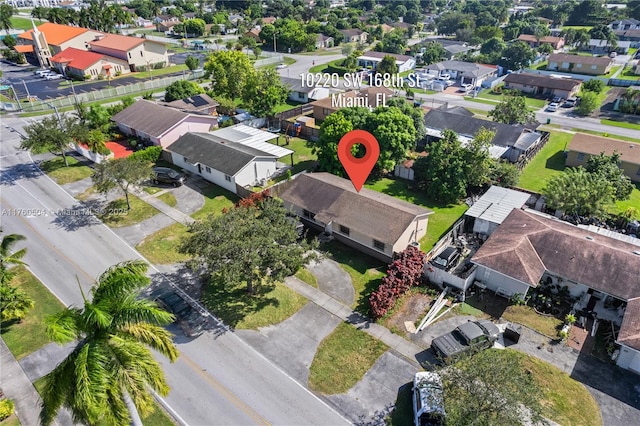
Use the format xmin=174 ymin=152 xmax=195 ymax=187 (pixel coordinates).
xmin=517 ymin=34 xmax=565 ymax=50
xmin=471 ymin=208 xmax=640 ymax=375
xmin=243 ymin=28 xmax=261 ymax=42
xmin=111 ymin=100 xmax=218 ymax=148
xmin=163 ymin=94 xmax=219 ymax=115
xmin=50 ymin=47 xmax=130 ymax=80
xmin=503 ymin=73 xmax=582 ymax=99
xmin=610 ymin=18 xmax=640 ymax=31
xmin=586 ymin=39 xmax=631 ymax=54
xmin=278 ymin=172 xmax=433 ymax=262
xmin=154 ymin=15 xmax=180 ymax=32
xmin=261 ymin=16 xmax=277 ymax=25
xmin=340 ymin=29 xmax=368 ymax=44
xmin=315 ymin=34 xmax=334 ymax=49
xmin=357 ymin=51 xmax=416 ymax=73
xmin=88 ymin=33 xmax=168 ymax=72
xmin=565 ymin=133 xmax=640 ymax=182
xmin=311 ymin=87 xmax=394 ymax=122
xmin=392 ymin=21 xmax=412 ymax=31
xmin=16 ymin=22 xmax=102 ymax=67
xmin=422 ymin=107 xmax=543 ymax=163
xmin=547 ymin=53 xmax=613 ymax=76
xmin=424 ymin=60 xmax=497 ymax=86
xmin=166 ymin=125 xmax=293 ymax=193
xmin=427 ymin=39 xmax=474 ymax=60
xmin=280 ymin=77 xmax=331 ymax=103
xmin=614 ymin=29 xmax=640 ymax=47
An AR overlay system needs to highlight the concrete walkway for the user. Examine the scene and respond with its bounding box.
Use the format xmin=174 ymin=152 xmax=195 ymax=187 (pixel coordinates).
xmin=0 ymin=339 xmax=43 ymax=426
xmin=284 ymin=277 xmax=423 ymax=366
xmin=135 ymin=189 xmax=195 ymax=225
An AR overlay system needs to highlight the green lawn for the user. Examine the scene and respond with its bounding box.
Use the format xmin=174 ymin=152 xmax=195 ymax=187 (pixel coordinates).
xmin=131 ymin=64 xmax=189 ymax=79
xmin=600 ymin=119 xmax=640 ymax=130
xmin=518 ymin=131 xmax=573 ymax=193
xmin=156 ymin=192 xmax=177 ymax=207
xmin=365 ymin=178 xmax=468 ymax=252
xmin=270 ymin=136 xmax=318 ymax=177
xmin=9 ymin=16 xmax=34 ymax=31
xmin=617 ymin=66 xmax=640 ymax=81
xmin=503 ymin=305 xmax=563 ymax=338
xmin=136 ymin=223 xmax=190 ymax=265
xmin=308 ymin=322 xmax=388 ymax=394
xmin=190 ymin=184 xmax=238 ymax=221
xmin=308 ymin=58 xmax=342 ymax=74
xmin=273 ymin=99 xmax=305 ymax=114
xmin=294 ymin=268 xmax=318 ymax=288
xmin=39 ymin=156 xmax=93 ymax=185
xmin=99 ymin=195 xmax=159 ymax=228
xmin=0 ymin=415 xmax=21 ymax=426
xmin=201 ymin=279 xmax=307 ymax=329
xmin=1 ymin=266 xmax=65 ymax=360
xmin=602 ymin=66 xmax=622 ymax=78
xmin=144 ymin=186 xmax=163 ymax=195
xmin=320 ymin=241 xmax=386 ymax=314
xmin=613 ymin=183 xmax=640 ymax=220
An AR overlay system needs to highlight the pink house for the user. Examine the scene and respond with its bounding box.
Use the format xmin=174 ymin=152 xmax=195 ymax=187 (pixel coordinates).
xmin=111 ymin=100 xmax=218 ymax=148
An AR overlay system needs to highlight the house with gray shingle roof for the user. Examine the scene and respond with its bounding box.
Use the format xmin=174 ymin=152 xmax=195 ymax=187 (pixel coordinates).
xmin=277 ymin=172 xmax=433 ymax=262
xmin=166 ymin=126 xmax=293 ymax=193
xmin=111 ymin=100 xmax=218 ymax=148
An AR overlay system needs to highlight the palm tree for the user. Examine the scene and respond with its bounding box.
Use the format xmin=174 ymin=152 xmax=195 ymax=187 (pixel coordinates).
xmin=0 ymin=4 xmax=16 ymax=34
xmin=39 ymin=260 xmax=179 ymax=426
xmin=0 ymin=232 xmax=27 ymax=270
xmin=0 ymin=231 xmax=33 ymax=322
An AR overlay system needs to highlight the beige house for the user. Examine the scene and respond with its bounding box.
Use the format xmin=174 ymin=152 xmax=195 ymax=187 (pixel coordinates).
xmin=503 ymin=73 xmax=582 ymax=99
xmin=517 ymin=34 xmax=565 ymax=50
xmin=340 ymin=28 xmax=368 ymax=43
xmin=547 ymin=53 xmax=613 ymax=75
xmin=311 ymin=87 xmax=394 ymax=122
xmin=566 ymin=133 xmax=640 ymax=182
xmin=278 ymin=173 xmax=433 ymax=262
xmin=89 ymin=33 xmax=168 ymax=72
xmin=50 ymin=47 xmax=130 ymax=80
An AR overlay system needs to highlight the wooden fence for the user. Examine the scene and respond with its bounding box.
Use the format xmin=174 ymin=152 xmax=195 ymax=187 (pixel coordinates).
xmin=514 ymin=131 xmax=551 ymax=171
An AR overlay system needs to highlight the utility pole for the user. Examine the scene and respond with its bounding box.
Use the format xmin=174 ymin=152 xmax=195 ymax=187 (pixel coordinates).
xmin=273 ymin=31 xmax=277 ymax=53
xmin=9 ymin=84 xmax=22 ymax=111
xmin=22 ymin=79 xmax=31 ymax=104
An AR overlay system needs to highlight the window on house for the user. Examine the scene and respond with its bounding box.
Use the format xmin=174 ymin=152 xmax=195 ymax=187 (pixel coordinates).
xmin=576 ymin=153 xmax=585 ymax=161
xmin=302 ymin=209 xmax=316 ymax=220
xmin=591 ymin=65 xmax=597 ymax=70
xmin=225 ymin=175 xmax=231 ymax=182
xmin=339 ymin=225 xmax=350 ymax=235
xmin=128 ymin=52 xmax=132 ymax=58
xmin=636 ymin=167 xmax=640 ymax=176
xmin=205 ymin=166 xmax=211 ymax=173
xmin=141 ymin=51 xmax=144 ymax=57
xmin=373 ymin=239 xmax=385 ymax=251
xmin=576 ymin=63 xmax=582 ymax=68
xmin=323 ymin=108 xmax=331 ymax=116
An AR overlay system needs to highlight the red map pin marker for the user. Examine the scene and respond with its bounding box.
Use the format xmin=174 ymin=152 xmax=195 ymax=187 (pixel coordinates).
xmin=337 ymin=129 xmax=380 ymax=192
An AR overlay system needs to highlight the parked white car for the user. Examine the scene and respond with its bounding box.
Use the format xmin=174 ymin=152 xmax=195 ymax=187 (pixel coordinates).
xmin=34 ymin=69 xmax=52 ymax=76
xmin=546 ymin=102 xmax=560 ymax=112
xmin=45 ymin=73 xmax=63 ymax=80
xmin=275 ymin=63 xmax=287 ymax=69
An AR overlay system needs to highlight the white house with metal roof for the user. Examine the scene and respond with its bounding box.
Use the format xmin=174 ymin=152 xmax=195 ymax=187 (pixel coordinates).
xmin=166 ymin=125 xmax=293 ymax=193
xmin=465 ymin=186 xmax=532 ymax=236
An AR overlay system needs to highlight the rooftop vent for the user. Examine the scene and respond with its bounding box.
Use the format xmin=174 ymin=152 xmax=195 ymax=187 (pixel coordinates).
xmin=585 ymin=236 xmax=594 ymax=240
xmin=633 ymin=251 xmax=640 ymax=256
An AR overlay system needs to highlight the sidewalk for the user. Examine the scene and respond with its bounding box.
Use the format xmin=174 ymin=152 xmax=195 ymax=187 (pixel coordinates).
xmin=284 ymin=277 xmax=424 ymax=366
xmin=0 ymin=339 xmax=43 ymax=426
xmin=135 ymin=189 xmax=195 ymax=225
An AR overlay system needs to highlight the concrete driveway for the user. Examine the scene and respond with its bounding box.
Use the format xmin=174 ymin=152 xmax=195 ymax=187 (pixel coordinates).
xmin=236 ymin=302 xmax=341 ymax=384
xmin=306 ymin=257 xmax=355 ymax=306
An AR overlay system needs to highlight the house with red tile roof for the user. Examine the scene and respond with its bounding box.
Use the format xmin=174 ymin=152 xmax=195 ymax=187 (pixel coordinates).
xmin=51 ymin=47 xmax=130 ymax=80
xmin=88 ymin=33 xmax=168 ymax=72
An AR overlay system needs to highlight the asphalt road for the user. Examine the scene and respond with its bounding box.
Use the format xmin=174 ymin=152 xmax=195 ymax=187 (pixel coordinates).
xmin=0 ymin=118 xmax=350 ymax=426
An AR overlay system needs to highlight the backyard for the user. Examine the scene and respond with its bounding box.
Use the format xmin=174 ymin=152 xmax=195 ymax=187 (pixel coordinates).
xmin=269 ymin=136 xmax=318 ymax=177
xmin=517 ymin=130 xmax=572 ymax=192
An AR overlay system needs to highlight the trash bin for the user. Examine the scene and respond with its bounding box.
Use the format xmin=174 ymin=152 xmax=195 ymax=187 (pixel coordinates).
xmin=546 ymin=118 xmax=551 ymax=124
xmin=504 ymin=323 xmax=523 ymax=343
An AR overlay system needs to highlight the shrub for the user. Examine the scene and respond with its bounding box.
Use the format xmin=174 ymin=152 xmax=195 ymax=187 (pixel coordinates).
xmin=153 ymin=62 xmax=165 ymax=69
xmin=0 ymin=399 xmax=15 ymax=421
xmin=129 ymin=145 xmax=162 ymax=163
xmin=565 ymin=313 xmax=576 ymax=325
xmin=582 ymin=79 xmax=604 ymax=93
xmin=97 ymin=74 xmax=104 ymax=80
xmin=115 ymin=70 xmax=122 ymax=77
xmin=369 ymin=246 xmax=425 ymax=319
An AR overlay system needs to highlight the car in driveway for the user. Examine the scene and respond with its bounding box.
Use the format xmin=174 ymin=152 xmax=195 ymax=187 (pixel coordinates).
xmin=431 ymin=319 xmax=500 ymax=361
xmin=152 ymin=167 xmax=186 ymax=186
xmin=562 ymin=97 xmax=577 ymax=108
xmin=546 ymin=102 xmax=560 ymax=112
xmin=413 ymin=372 xmax=446 ymax=426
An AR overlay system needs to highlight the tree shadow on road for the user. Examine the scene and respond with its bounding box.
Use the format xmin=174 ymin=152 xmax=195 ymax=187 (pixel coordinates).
xmin=49 ymin=201 xmax=102 ymax=231
xmin=0 ymin=162 xmax=43 ymax=186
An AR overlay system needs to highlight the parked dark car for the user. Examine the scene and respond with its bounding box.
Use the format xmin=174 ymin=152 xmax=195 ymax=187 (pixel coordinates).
xmin=430 ymin=246 xmax=460 ymax=271
xmin=562 ymin=97 xmax=577 ymax=108
xmin=413 ymin=372 xmax=446 ymax=426
xmin=152 ymin=167 xmax=186 ymax=187
xmin=431 ymin=320 xmax=500 ymax=361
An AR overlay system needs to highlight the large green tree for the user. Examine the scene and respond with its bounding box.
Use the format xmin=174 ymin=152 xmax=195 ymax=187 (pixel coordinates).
xmin=376 ymin=55 xmax=398 ymax=75
xmin=315 ymin=106 xmax=417 ymax=175
xmin=439 ymin=349 xmax=546 ymax=425
xmin=0 ymin=231 xmax=33 ymax=322
xmin=40 ymin=261 xmax=178 ymax=426
xmin=489 ymin=92 xmax=536 ymax=125
xmin=543 ymin=167 xmax=615 ymax=218
xmin=585 ymin=152 xmax=634 ymax=200
xmin=498 ymin=41 xmax=536 ymax=71
xmin=242 ymin=68 xmax=289 ymax=118
xmin=204 ymin=50 xmax=254 ymax=100
xmin=21 ymin=115 xmax=86 ymax=167
xmin=92 ymin=158 xmax=154 ymax=210
xmin=180 ymin=197 xmax=315 ymax=294
xmin=164 ymin=79 xmax=205 ymax=102
xmin=575 ymin=91 xmax=599 ymax=116
xmin=0 ymin=4 xmax=16 ymax=34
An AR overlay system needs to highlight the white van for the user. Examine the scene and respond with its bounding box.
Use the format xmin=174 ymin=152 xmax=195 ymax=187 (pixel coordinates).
xmin=34 ymin=69 xmax=52 ymax=76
